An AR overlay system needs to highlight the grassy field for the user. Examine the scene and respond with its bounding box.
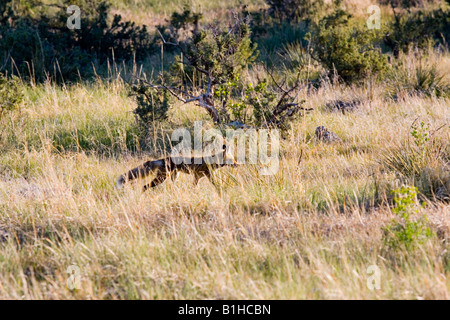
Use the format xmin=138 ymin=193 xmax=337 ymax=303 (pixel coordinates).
xmin=0 ymin=1 xmax=449 ymax=299
xmin=108 ymin=0 xmax=266 ymax=26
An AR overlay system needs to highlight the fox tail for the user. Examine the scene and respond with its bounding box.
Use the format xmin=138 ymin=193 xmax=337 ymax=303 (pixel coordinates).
xmin=116 ymin=160 xmax=164 ymax=189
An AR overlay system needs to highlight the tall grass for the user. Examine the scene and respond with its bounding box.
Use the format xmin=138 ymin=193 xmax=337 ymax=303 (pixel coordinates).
xmin=0 ymin=55 xmax=449 ymax=298
xmin=0 ymin=1 xmax=449 ymax=299
xmin=386 ymin=50 xmax=450 ymax=99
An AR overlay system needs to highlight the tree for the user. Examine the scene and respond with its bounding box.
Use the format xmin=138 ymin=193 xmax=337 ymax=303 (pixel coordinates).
xmin=134 ymin=13 xmax=310 ymax=129
xmin=307 ymin=0 xmax=388 ymax=83
xmin=0 ymin=0 xmax=154 ymax=81
xmin=265 ymin=0 xmax=324 ymax=24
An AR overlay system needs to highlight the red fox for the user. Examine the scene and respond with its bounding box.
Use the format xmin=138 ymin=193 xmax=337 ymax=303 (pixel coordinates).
xmin=116 ymin=144 xmax=236 ymax=191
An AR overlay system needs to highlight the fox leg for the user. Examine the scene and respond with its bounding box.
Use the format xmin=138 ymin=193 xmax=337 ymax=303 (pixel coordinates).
xmin=143 ymin=171 xmax=168 ymax=192
xmin=170 ymin=171 xmax=179 ymax=183
xmin=193 ymin=171 xmax=211 ymax=185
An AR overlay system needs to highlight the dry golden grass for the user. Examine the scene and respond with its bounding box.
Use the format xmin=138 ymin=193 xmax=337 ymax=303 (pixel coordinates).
xmin=109 ymin=0 xmax=266 ymax=27
xmin=0 ymin=54 xmax=449 ymax=298
xmin=1 ymin=1 xmax=449 ymax=299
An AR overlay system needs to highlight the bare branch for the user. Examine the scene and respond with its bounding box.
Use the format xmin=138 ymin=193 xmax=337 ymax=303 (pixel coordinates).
xmin=156 ymin=29 xmax=179 ymax=48
xmin=265 ymin=65 xmax=289 ymax=95
xmin=137 ymin=78 xmax=221 ymax=123
xmin=197 ymin=95 xmax=220 ymax=123
xmin=138 ymin=78 xmax=195 ymax=102
xmin=205 ymin=77 xmax=213 ymax=96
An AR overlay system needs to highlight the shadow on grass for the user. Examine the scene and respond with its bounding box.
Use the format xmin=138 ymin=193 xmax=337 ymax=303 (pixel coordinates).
xmin=0 ymin=219 xmax=95 ymax=247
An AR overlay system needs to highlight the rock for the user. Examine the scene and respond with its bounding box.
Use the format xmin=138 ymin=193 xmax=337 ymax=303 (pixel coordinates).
xmin=0 ymin=228 xmax=9 ymax=242
xmin=326 ymin=99 xmax=361 ymax=114
xmin=227 ymin=121 xmax=252 ymax=129
xmin=315 ymin=126 xmax=341 ymax=143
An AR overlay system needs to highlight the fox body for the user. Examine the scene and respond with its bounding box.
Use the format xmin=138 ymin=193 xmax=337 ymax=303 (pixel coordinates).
xmin=116 ymin=145 xmax=235 ymax=191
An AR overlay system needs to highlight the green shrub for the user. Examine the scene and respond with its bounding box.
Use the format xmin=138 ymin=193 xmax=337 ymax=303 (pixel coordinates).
xmin=383 ymin=186 xmax=433 ymax=250
xmin=181 ymin=21 xmax=257 ymax=88
xmin=135 ymin=15 xmax=263 ymax=126
xmin=251 ymin=22 xmax=310 ymax=59
xmin=384 ymin=121 xmax=440 ymax=177
xmin=307 ymin=1 xmax=388 ymax=83
xmin=214 ymin=76 xmax=306 ymax=129
xmin=384 ymin=7 xmax=450 ymax=56
xmin=131 ymin=83 xmax=171 ymax=126
xmin=387 ymin=63 xmax=450 ymax=99
xmin=265 ymin=0 xmax=324 ymax=24
xmin=379 ymin=0 xmax=429 ymax=8
xmin=0 ymin=73 xmax=23 ymax=118
xmin=215 ymin=77 xmax=277 ymax=126
xmin=0 ymin=0 xmax=155 ymax=82
xmin=135 ymin=10 xmax=309 ymax=129
xmin=383 ymin=121 xmax=450 ymax=199
xmin=169 ymin=6 xmax=202 ymax=33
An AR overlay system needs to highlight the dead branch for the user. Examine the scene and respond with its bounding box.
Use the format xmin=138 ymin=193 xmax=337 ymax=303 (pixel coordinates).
xmin=137 ymin=78 xmax=220 ymax=123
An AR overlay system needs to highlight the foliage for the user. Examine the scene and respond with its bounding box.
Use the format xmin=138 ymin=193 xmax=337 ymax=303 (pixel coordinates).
xmin=131 ymin=83 xmax=171 ymax=125
xmin=214 ymin=76 xmax=306 ymax=129
xmin=387 ymin=62 xmax=450 ymax=98
xmin=410 ymin=121 xmax=430 ymax=149
xmin=135 ymin=14 xmax=274 ymax=127
xmin=384 ymin=120 xmax=437 ymax=177
xmin=307 ymin=1 xmax=388 ymax=83
xmin=379 ymin=0 xmax=428 ymax=8
xmin=265 ymin=0 xmax=324 ymax=24
xmin=242 ymin=2 xmax=315 ymax=60
xmin=383 ymin=120 xmax=450 ymax=199
xmin=383 ymin=186 xmax=433 ymax=250
xmin=169 ymin=6 xmax=203 ymax=34
xmin=133 ymin=8 xmax=312 ymax=129
xmin=0 ymin=73 xmax=23 ymax=118
xmin=176 ymin=18 xmax=257 ymax=88
xmin=0 ymin=0 xmax=155 ymax=82
xmin=384 ymin=6 xmax=450 ymax=55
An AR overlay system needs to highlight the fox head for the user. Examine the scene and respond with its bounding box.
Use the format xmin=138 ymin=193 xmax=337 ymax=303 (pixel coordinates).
xmin=221 ymin=143 xmax=237 ymax=167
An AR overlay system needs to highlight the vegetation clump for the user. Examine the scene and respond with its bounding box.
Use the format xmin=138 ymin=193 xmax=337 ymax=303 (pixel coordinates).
xmin=0 ymin=73 xmax=23 ymax=118
xmin=307 ymin=1 xmax=388 ymax=83
xmin=0 ymin=0 xmax=154 ymax=81
xmin=383 ymin=186 xmax=433 ymax=250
